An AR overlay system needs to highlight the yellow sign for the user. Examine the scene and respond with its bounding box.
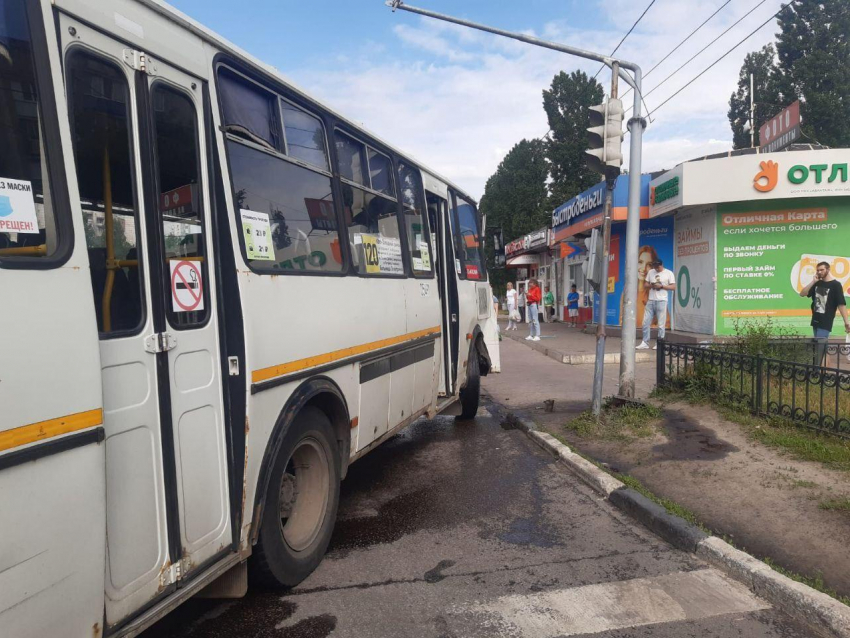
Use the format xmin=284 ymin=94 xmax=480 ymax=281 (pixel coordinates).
xmin=361 ymin=234 xmax=380 ymax=273
xmin=608 ymin=276 xmax=615 ymax=293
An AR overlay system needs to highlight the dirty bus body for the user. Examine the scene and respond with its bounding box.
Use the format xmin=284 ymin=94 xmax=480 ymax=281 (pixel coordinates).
xmin=0 ymin=0 xmax=498 ymax=635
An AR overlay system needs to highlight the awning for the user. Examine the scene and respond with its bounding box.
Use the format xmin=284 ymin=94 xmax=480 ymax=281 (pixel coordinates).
xmin=506 ymin=254 xmax=540 ymax=267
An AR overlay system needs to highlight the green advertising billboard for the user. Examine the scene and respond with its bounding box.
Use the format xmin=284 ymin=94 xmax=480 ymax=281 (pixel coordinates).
xmin=716 ymin=198 xmax=850 ymax=335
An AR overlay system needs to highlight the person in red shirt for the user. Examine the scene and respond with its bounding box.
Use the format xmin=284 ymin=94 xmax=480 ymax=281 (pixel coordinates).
xmin=525 ymin=278 xmax=542 ymax=341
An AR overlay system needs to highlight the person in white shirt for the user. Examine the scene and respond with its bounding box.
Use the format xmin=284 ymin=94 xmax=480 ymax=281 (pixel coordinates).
xmin=637 ymin=258 xmax=675 ymax=350
xmin=505 ymin=282 xmax=519 ymax=331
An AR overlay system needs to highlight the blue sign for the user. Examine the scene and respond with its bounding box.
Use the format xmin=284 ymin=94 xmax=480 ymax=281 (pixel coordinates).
xmin=0 ymin=195 xmax=12 ymax=218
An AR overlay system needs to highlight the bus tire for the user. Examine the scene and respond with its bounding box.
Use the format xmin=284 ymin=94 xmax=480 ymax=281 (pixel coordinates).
xmin=251 ymin=406 xmax=340 ymax=588
xmin=458 ymin=349 xmax=480 ymax=420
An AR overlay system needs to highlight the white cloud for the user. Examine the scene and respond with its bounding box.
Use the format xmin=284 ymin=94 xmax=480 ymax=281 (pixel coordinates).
xmin=286 ymin=0 xmax=786 ymax=201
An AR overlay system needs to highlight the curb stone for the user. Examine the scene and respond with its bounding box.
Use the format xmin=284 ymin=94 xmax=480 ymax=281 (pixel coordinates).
xmin=522 ymin=424 xmax=850 ymax=638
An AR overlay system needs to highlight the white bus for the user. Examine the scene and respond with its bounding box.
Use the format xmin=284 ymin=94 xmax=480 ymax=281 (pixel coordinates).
xmin=0 ymin=1 xmax=499 ymax=635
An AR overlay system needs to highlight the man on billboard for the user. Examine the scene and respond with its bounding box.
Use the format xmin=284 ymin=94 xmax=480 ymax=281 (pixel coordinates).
xmin=637 ymin=258 xmax=676 ymax=350
xmin=799 ymin=261 xmax=850 ymax=363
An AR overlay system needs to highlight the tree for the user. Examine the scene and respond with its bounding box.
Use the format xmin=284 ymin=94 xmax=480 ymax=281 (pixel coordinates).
xmin=542 ymin=71 xmax=605 ymax=210
xmin=727 ymin=44 xmax=783 ymax=149
xmin=775 ymin=0 xmax=850 ymax=147
xmin=479 ymin=138 xmax=549 ymax=295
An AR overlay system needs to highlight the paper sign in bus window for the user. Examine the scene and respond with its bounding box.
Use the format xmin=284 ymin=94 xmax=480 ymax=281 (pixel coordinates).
xmin=240 ymin=209 xmax=274 ymax=261
xmin=0 ymin=178 xmax=39 ymax=234
xmin=360 ymin=233 xmax=380 ymax=273
xmin=377 ymin=236 xmax=403 ymax=274
xmin=170 ymin=259 xmax=205 ymax=312
xmin=419 ymin=241 xmax=431 ymax=270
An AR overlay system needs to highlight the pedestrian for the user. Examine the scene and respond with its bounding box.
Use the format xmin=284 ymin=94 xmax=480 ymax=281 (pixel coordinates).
xmin=567 ymin=284 xmax=580 ymax=328
xmin=543 ymin=286 xmax=555 ymax=323
xmin=799 ymin=261 xmax=850 ymax=364
xmin=525 ymin=278 xmax=542 ymax=342
xmin=636 ymin=258 xmax=675 ymax=350
xmin=506 ymin=282 xmax=519 ymax=331
xmin=517 ymin=283 xmax=527 ymax=324
xmin=493 ymin=293 xmax=500 ymax=333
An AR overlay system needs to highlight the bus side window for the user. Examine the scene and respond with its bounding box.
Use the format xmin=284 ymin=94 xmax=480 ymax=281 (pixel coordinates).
xmin=66 ymin=51 xmax=143 ymax=335
xmin=398 ymin=162 xmax=432 ymax=278
xmin=218 ymin=67 xmax=343 ymax=274
xmin=335 ymin=132 xmax=403 ymax=277
xmin=452 ymin=194 xmax=486 ymax=282
xmin=0 ymin=0 xmax=62 ymax=262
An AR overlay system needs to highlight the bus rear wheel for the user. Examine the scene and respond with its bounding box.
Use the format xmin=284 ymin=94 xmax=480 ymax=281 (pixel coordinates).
xmin=458 ymin=349 xmax=480 ymax=420
xmin=251 ymin=406 xmax=340 ymax=588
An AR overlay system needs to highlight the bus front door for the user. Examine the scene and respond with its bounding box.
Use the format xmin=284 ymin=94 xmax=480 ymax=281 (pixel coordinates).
xmin=427 ymin=191 xmax=459 ymax=396
xmin=60 ymin=15 xmax=232 ymax=629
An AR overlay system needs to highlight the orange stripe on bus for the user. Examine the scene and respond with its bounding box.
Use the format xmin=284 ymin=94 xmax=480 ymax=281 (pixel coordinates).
xmin=0 ymin=408 xmax=103 ymax=454
xmin=251 ymin=326 xmax=441 ymax=384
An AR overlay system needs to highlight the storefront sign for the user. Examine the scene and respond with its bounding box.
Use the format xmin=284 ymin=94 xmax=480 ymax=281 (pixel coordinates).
xmin=674 ymin=206 xmax=715 ymax=334
xmin=715 ymin=199 xmax=850 ymax=336
xmin=504 ymin=227 xmax=548 ymax=258
xmin=592 ymin=217 xmax=674 ymax=326
xmin=553 ymin=174 xmax=652 ymax=241
xmin=759 ymin=101 xmax=801 ymax=153
xmin=560 ymin=241 xmax=586 ymax=264
xmin=649 ymin=165 xmax=684 ymax=218
xmin=671 ymin=149 xmax=850 ymax=207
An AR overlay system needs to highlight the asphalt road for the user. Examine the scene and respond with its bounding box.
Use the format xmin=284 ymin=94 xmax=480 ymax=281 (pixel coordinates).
xmin=143 ymin=401 xmax=812 ymax=638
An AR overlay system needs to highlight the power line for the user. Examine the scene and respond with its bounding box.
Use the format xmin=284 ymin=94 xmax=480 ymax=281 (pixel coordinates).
xmin=647 ymin=2 xmax=791 ymax=118
xmin=621 ymin=0 xmax=733 ymax=101
xmin=592 ymin=0 xmax=658 ymax=80
xmin=627 ymin=0 xmax=770 ymax=114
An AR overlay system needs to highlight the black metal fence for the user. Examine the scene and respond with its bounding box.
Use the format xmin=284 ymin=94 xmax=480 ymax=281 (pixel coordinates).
xmin=657 ymin=340 xmax=850 ymax=437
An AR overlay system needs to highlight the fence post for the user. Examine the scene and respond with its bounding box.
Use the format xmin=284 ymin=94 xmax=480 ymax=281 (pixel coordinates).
xmin=755 ymin=354 xmax=763 ymax=416
xmin=656 ymin=338 xmax=665 ymax=388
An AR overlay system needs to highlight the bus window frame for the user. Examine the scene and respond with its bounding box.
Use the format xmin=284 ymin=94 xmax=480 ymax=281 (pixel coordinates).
xmin=448 ymin=189 xmax=487 ymax=282
xmin=332 ymin=126 xmax=410 ymax=280
xmin=213 ymin=59 xmax=350 ymax=278
xmin=65 ymin=45 xmax=147 ymax=340
xmin=149 ymin=78 xmax=211 ymax=331
xmin=396 ymin=159 xmax=434 ymax=280
xmin=0 ymin=0 xmax=75 ymax=270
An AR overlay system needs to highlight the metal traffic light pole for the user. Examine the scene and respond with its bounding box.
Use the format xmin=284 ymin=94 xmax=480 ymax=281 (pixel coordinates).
xmin=591 ymin=63 xmax=619 ymax=417
xmin=386 ymin=1 xmax=647 ymax=398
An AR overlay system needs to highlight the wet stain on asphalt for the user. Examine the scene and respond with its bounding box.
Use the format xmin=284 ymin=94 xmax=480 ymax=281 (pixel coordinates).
xmin=279 ymin=614 xmax=337 ymax=638
xmin=424 ymin=559 xmax=456 ymax=583
xmin=327 ymin=406 xmax=554 ymax=556
xmin=652 ymin=412 xmax=738 ymax=461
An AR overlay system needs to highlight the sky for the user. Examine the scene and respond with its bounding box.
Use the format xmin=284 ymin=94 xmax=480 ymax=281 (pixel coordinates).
xmin=170 ymin=0 xmax=787 ymax=201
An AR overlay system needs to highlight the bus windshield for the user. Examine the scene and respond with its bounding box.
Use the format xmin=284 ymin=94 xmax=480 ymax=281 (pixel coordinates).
xmin=0 ymin=0 xmax=58 ymax=259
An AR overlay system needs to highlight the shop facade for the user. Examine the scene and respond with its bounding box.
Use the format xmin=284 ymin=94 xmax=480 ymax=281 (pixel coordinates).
xmin=649 ymin=148 xmax=850 ymax=337
xmin=504 ymin=227 xmax=554 ymax=319
xmin=550 ymin=174 xmax=655 ymax=326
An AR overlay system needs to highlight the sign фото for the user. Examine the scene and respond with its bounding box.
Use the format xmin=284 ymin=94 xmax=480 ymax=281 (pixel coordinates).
xmin=759 ymin=100 xmax=801 ymax=153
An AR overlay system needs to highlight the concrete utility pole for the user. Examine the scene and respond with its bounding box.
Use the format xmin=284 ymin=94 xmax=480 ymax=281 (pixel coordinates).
xmin=591 ymin=64 xmax=619 ymax=417
xmin=386 ymin=0 xmax=647 ymax=397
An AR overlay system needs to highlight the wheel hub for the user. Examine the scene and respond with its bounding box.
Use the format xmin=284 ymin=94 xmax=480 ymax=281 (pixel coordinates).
xmin=279 ymin=473 xmax=297 ymax=518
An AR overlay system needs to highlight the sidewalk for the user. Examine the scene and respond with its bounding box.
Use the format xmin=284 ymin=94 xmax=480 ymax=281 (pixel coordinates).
xmin=498 ymin=317 xmax=656 ymax=365
xmin=484 ymin=336 xmax=850 ymax=599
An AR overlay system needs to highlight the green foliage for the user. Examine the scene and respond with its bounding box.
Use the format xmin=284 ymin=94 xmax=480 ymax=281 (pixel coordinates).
xmin=731 ymin=0 xmax=850 ymax=147
xmin=775 ymin=0 xmax=850 ymax=148
xmin=480 ymin=138 xmax=549 ymax=295
xmin=819 ymin=497 xmax=850 ymax=512
xmin=730 ymin=317 xmax=797 ymax=357
xmin=542 ymin=70 xmax=605 ymax=210
xmin=564 ymin=401 xmax=662 ymax=440
xmin=762 ymin=557 xmax=850 ymax=606
xmin=727 ymin=44 xmax=783 ymax=149
xmin=611 ymin=471 xmax=710 ymax=532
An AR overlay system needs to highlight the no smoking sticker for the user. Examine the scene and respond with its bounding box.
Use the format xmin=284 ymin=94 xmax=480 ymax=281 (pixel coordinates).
xmin=170 ymin=260 xmax=204 ymax=313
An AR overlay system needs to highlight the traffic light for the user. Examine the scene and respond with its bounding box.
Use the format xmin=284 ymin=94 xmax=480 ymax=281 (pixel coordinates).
xmin=586 ymin=98 xmax=625 ymax=176
xmin=582 ymin=228 xmax=604 ymax=290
